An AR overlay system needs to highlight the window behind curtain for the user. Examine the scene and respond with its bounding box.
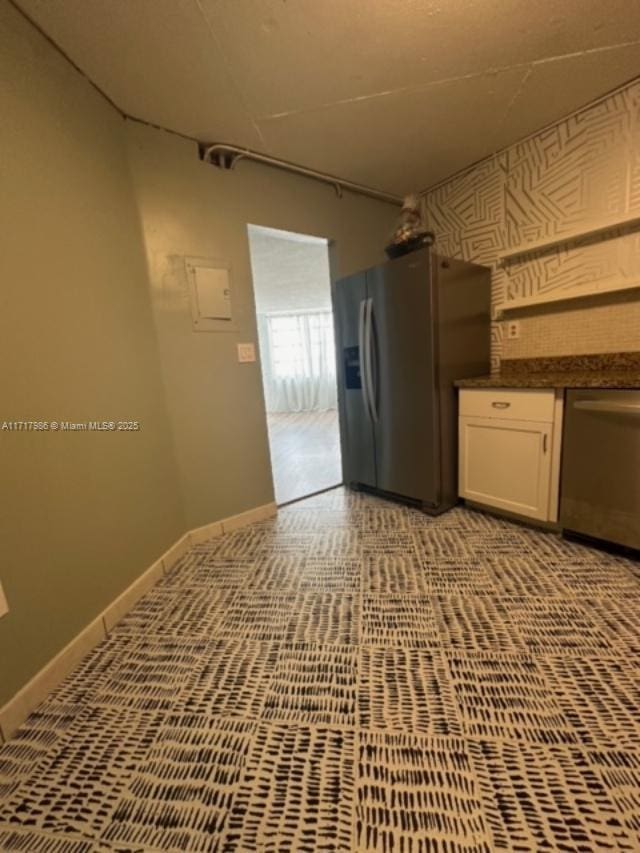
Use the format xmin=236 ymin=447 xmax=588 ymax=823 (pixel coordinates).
xmin=268 ymin=311 xmax=336 ymax=380
xmin=263 ymin=309 xmax=338 ymax=412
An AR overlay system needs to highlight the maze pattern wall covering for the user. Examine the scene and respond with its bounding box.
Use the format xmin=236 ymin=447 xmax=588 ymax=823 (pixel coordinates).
xmin=424 ymin=78 xmax=640 ymax=367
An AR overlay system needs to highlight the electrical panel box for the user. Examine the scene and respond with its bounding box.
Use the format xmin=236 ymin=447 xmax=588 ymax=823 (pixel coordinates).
xmin=195 ymin=267 xmax=231 ymax=320
xmin=185 ymin=257 xmax=237 ymax=332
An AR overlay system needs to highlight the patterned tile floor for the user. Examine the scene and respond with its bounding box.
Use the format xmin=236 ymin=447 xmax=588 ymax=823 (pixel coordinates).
xmin=1 ymin=488 xmax=639 ymax=851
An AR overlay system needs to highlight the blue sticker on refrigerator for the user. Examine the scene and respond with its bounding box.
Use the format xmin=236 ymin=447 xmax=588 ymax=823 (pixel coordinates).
xmin=344 ymin=346 xmax=362 ymax=389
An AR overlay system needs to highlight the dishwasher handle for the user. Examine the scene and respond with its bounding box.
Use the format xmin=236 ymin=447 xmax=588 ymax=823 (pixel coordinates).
xmin=573 ymin=399 xmax=640 ymax=417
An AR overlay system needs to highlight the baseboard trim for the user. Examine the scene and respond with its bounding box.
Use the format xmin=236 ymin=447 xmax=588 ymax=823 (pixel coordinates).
xmin=189 ymin=520 xmax=224 ymax=547
xmin=0 ymin=615 xmax=106 ymax=743
xmin=220 ymin=502 xmax=277 ymax=533
xmin=102 ymin=557 xmax=165 ymax=634
xmin=0 ymin=501 xmax=277 ymax=741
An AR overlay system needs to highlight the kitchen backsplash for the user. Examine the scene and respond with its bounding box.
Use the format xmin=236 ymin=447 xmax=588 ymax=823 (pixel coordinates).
xmin=500 ymin=290 xmax=640 ymax=359
xmin=424 ymin=77 xmax=640 ymax=369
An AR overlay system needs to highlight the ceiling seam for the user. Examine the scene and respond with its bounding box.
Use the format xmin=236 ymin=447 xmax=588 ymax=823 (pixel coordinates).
xmin=256 ymin=39 xmax=640 ymax=124
xmin=191 ymin=0 xmax=266 ymax=146
xmin=418 ymin=70 xmax=640 ymax=197
xmin=491 ymin=67 xmax=534 ymax=149
xmin=257 ymin=69 xmax=516 ymax=122
xmin=529 ymin=38 xmax=640 ymax=67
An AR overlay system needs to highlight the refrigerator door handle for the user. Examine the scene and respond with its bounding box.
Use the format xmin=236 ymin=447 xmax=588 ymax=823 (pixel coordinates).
xmin=358 ymin=298 xmax=372 ymax=421
xmin=365 ymin=297 xmax=379 ymax=423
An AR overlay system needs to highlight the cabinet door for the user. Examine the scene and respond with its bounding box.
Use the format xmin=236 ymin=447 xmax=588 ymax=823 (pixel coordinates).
xmin=459 ymin=416 xmax=553 ymax=520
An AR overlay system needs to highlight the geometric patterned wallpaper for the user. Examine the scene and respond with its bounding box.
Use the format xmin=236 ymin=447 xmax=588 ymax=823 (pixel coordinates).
xmin=424 ymin=78 xmax=640 ymax=368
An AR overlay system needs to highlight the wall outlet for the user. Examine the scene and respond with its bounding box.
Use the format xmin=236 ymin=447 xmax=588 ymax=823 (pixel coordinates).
xmin=0 ymin=581 xmax=8 ymax=619
xmin=237 ymin=342 xmax=256 ymax=363
xmin=506 ymin=320 xmax=521 ymax=340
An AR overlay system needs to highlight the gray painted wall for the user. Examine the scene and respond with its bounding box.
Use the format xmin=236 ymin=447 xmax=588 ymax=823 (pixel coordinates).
xmin=0 ymin=0 xmax=396 ymax=707
xmin=0 ymin=0 xmax=185 ymax=706
xmin=126 ymin=121 xmax=396 ymax=528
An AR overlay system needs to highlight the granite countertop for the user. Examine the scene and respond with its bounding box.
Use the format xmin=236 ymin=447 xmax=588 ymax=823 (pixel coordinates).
xmin=455 ymin=352 xmax=640 ymax=390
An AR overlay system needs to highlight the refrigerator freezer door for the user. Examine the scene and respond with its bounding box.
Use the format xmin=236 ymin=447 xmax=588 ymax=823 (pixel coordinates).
xmin=332 ymin=271 xmax=376 ymax=488
xmin=367 ymin=250 xmax=439 ymax=506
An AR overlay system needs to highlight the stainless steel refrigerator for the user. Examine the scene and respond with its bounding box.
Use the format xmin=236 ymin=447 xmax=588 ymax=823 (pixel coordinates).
xmin=332 ymin=247 xmax=491 ymax=513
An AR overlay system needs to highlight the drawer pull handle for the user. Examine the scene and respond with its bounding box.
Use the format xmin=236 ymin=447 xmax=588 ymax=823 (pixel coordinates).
xmin=543 ymin=434 xmax=548 ymax=453
xmin=491 ymin=401 xmax=511 ymax=409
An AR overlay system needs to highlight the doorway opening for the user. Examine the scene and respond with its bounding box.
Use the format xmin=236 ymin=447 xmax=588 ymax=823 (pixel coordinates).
xmin=247 ymin=224 xmax=342 ymax=505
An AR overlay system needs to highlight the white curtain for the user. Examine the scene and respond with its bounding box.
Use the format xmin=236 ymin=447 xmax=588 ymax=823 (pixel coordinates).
xmin=261 ymin=310 xmax=338 ymax=412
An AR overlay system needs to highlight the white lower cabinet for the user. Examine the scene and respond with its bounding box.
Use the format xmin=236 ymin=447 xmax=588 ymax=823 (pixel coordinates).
xmin=459 ymin=389 xmax=563 ymax=522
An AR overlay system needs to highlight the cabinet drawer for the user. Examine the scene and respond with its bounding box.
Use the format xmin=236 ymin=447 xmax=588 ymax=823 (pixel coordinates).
xmin=459 ymin=388 xmax=555 ymax=422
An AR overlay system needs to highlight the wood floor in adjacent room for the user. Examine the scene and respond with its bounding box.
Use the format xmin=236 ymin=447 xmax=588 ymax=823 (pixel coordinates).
xmin=267 ymin=409 xmax=341 ymax=504
xmin=0 ymin=487 xmax=639 ymax=851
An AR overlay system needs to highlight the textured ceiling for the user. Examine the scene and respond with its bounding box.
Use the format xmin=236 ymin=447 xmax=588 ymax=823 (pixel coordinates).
xmin=14 ymin=0 xmax=640 ymax=195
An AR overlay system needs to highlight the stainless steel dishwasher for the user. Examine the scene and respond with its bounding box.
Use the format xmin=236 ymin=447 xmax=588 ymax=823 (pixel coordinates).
xmin=560 ymin=389 xmax=640 ymax=550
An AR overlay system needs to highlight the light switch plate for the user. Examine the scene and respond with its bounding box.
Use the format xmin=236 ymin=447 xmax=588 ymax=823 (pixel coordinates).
xmin=507 ymin=320 xmax=521 ymax=340
xmin=237 ymin=343 xmax=256 ymax=363
xmin=0 ymin=581 xmax=8 ymax=619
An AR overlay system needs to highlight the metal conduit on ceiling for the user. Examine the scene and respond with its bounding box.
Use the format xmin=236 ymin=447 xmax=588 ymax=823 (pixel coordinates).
xmin=200 ymin=143 xmax=403 ymax=207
